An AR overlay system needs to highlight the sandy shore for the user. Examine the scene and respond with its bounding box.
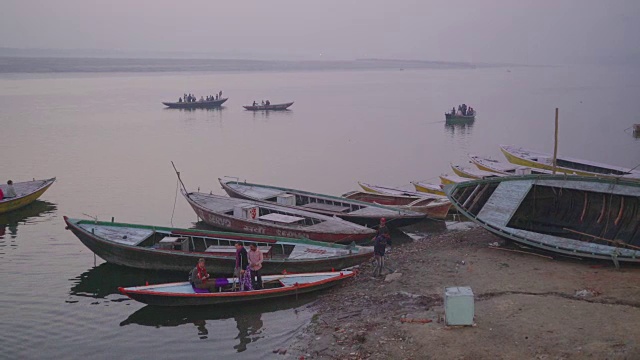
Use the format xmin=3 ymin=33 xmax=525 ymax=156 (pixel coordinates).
xmin=284 ymin=226 xmax=640 ymax=359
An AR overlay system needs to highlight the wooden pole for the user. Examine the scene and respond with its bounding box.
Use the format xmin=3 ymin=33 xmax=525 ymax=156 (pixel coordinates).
xmin=552 ymin=108 xmax=559 ymax=174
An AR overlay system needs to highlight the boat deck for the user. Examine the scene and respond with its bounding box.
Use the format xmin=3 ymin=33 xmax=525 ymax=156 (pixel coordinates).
xmin=0 ymin=179 xmax=53 ymax=203
xmin=78 ymin=223 xmax=154 ymax=246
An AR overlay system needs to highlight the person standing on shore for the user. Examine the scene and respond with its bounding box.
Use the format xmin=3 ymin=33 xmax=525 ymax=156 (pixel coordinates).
xmin=248 ymin=243 xmax=263 ymax=290
xmin=373 ymin=218 xmax=393 ymax=277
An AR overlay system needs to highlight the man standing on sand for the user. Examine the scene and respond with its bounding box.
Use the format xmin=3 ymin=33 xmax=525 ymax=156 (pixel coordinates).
xmin=373 ymin=218 xmax=393 ymax=277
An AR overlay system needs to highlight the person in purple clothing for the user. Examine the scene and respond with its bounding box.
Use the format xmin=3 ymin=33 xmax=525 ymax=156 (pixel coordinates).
xmin=234 ymin=242 xmax=251 ymax=291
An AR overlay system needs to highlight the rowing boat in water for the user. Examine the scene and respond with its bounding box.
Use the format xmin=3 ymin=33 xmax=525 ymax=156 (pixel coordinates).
xmin=445 ymin=110 xmax=476 ymax=122
xmin=342 ymin=191 xmax=451 ymax=220
xmin=64 ymin=217 xmax=373 ymax=273
xmin=219 ymin=179 xmax=427 ymax=228
xmin=243 ymin=102 xmax=294 ymax=111
xmin=446 ymin=175 xmax=640 ymax=263
xmin=119 ymin=270 xmax=354 ymax=306
xmin=411 ymin=181 xmax=446 ymax=196
xmin=468 ymin=154 xmax=553 ymax=176
xmin=183 ymin=191 xmax=376 ymax=243
xmin=500 ymin=145 xmax=640 ymax=181
xmin=451 ymin=164 xmax=503 ymax=180
xmin=162 ymin=98 xmax=228 ymax=109
xmin=0 ymin=178 xmax=56 ymax=214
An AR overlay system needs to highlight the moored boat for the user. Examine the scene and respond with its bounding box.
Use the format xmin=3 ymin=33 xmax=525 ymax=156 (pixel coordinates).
xmin=219 ymin=178 xmax=427 ymax=228
xmin=500 ymin=145 xmax=640 ymax=181
xmin=451 ymin=164 xmax=503 ymax=180
xmin=119 ymin=270 xmax=354 ymax=306
xmin=183 ymin=191 xmax=376 ymax=243
xmin=0 ymin=178 xmax=56 ymax=214
xmin=163 ymin=98 xmax=228 ymax=109
xmin=342 ymin=190 xmax=451 ymax=220
xmin=359 ymin=182 xmax=446 ymax=199
xmin=243 ymin=102 xmax=294 ymax=111
xmin=446 ymin=175 xmax=640 ymax=263
xmin=469 ymin=154 xmax=552 ymax=176
xmin=64 ymin=217 xmax=373 ymax=273
xmin=439 ymin=174 xmax=471 ymax=185
xmin=411 ymin=181 xmax=446 ymax=196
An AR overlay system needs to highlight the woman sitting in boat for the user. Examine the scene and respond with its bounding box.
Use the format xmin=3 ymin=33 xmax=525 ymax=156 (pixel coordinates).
xmin=190 ymin=258 xmax=219 ymax=292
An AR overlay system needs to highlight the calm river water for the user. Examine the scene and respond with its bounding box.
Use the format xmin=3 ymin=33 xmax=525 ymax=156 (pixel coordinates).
xmin=1 ymin=58 xmax=638 ymax=358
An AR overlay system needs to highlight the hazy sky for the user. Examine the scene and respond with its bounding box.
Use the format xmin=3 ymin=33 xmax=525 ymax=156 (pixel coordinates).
xmin=1 ymin=0 xmax=639 ymax=64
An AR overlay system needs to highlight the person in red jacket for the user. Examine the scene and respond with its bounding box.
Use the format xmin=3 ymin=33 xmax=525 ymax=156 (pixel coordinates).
xmin=0 ymin=187 xmax=4 ymax=201
xmin=190 ymin=258 xmax=218 ymax=292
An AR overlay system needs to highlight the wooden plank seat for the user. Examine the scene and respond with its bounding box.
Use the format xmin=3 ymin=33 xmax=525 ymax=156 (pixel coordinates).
xmin=300 ymin=202 xmax=351 ymax=212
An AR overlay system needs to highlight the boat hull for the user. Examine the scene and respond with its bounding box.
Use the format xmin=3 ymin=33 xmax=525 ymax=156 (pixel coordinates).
xmin=163 ymin=98 xmax=228 ymax=109
xmin=446 ymin=175 xmax=640 ymax=263
xmin=343 ymin=191 xmax=451 ymax=220
xmin=411 ymin=182 xmax=446 ymax=196
xmin=243 ymin=102 xmax=294 ymax=111
xmin=64 ymin=217 xmax=373 ymax=273
xmin=119 ymin=272 xmax=353 ymax=306
xmin=0 ymin=178 xmax=55 ymax=214
xmin=220 ymin=180 xmax=426 ymax=228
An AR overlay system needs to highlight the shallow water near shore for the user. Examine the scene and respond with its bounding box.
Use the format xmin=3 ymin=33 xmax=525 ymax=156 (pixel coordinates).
xmin=1 ymin=59 xmax=638 ymax=358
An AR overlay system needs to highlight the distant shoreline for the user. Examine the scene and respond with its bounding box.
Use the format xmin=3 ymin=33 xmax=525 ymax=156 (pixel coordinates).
xmin=0 ymin=56 xmax=517 ymax=75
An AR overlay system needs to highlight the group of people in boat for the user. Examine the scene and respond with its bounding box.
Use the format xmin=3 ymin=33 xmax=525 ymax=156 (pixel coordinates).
xmin=190 ymin=242 xmax=264 ymax=292
xmin=178 ymin=91 xmax=223 ymax=103
xmin=189 ymin=217 xmax=392 ymax=292
xmin=0 ymin=180 xmax=17 ymax=201
xmin=450 ymin=104 xmax=475 ymax=116
xmin=251 ymin=100 xmax=271 ymax=107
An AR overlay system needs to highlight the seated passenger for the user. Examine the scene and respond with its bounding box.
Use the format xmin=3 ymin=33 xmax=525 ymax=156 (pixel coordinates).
xmin=190 ymin=258 xmax=219 ymax=292
xmin=4 ymin=180 xmax=16 ymax=198
xmin=0 ymin=187 xmax=4 ymax=201
xmin=178 ymin=97 xmax=183 ymax=103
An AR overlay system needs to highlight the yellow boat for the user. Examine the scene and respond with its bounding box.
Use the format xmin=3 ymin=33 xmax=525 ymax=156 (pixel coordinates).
xmin=450 ymin=164 xmax=503 ymax=180
xmin=500 ymin=145 xmax=640 ymax=181
xmin=468 ymin=154 xmax=552 ymax=176
xmin=0 ymin=178 xmax=56 ymax=214
xmin=411 ymin=181 xmax=446 ymax=196
xmin=439 ymin=174 xmax=471 ymax=185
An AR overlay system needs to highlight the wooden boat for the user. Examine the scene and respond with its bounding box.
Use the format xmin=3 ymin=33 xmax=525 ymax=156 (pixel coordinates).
xmin=358 ymin=182 xmax=445 ymax=199
xmin=219 ymin=179 xmax=427 ymax=228
xmin=183 ymin=191 xmax=376 ymax=243
xmin=0 ymin=178 xmax=55 ymax=214
xmin=64 ymin=217 xmax=373 ymax=273
xmin=342 ymin=191 xmax=451 ymax=220
xmin=243 ymin=102 xmax=294 ymax=111
xmin=439 ymin=174 xmax=471 ymax=185
xmin=445 ymin=110 xmax=476 ymax=122
xmin=411 ymin=181 xmax=446 ymax=196
xmin=162 ymin=98 xmax=228 ymax=109
xmin=500 ymin=145 xmax=640 ymax=181
xmin=118 ymin=270 xmax=354 ymax=306
xmin=451 ymin=164 xmax=503 ymax=180
xmin=469 ymin=154 xmax=553 ymax=176
xmin=446 ymin=175 xmax=640 ymax=263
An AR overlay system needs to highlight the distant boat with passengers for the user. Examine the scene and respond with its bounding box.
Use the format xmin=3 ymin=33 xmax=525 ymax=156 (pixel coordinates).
xmin=163 ymin=92 xmax=227 ymax=109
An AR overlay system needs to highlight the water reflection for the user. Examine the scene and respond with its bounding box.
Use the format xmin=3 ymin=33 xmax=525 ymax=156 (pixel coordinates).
xmin=120 ymin=295 xmax=316 ymax=349
xmin=69 ymin=263 xmax=185 ymax=299
xmin=444 ymin=120 xmax=475 ymax=137
xmin=250 ymin=109 xmax=293 ymax=121
xmin=0 ymin=200 xmax=56 ymax=240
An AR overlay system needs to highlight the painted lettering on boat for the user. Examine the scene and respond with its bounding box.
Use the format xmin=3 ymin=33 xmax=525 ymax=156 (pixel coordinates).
xmin=276 ymin=230 xmax=307 ymax=239
xmin=243 ymin=225 xmax=266 ymax=235
xmin=204 ymin=213 xmax=232 ymax=228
